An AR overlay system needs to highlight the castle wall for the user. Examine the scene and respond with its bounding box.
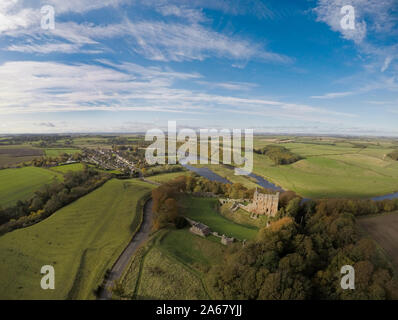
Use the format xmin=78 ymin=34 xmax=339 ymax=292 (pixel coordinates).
xmin=241 ymin=190 xmax=279 ymax=217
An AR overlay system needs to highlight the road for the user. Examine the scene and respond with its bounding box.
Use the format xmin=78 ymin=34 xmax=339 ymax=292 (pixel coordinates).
xmin=98 ymin=199 xmax=154 ymax=300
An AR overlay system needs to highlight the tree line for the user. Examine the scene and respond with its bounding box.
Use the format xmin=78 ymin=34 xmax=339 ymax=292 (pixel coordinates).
xmin=388 ymin=150 xmax=398 ymax=161
xmin=254 ymin=145 xmax=302 ymax=165
xmin=0 ymin=167 xmax=111 ymax=235
xmin=150 ymin=174 xmax=398 ymax=300
xmin=208 ymin=196 xmax=398 ymax=300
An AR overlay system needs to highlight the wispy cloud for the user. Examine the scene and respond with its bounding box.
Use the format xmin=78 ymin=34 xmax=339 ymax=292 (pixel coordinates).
xmin=311 ymin=91 xmax=354 ymax=99
xmin=0 ymin=1 xmax=291 ymax=65
xmin=0 ymin=60 xmax=354 ymax=128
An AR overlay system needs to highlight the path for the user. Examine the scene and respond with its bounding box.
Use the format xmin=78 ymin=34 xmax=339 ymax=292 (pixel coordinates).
xmin=98 ymin=199 xmax=154 ymax=300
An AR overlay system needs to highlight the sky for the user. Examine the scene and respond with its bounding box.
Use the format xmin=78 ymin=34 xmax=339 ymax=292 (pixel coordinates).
xmin=0 ymin=0 xmax=397 ymax=135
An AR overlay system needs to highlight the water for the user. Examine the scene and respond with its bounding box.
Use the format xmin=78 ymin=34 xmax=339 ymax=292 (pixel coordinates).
xmin=183 ymin=164 xmax=398 ymax=201
xmin=372 ymin=192 xmax=398 ymax=201
xmin=246 ymin=172 xmax=284 ymax=192
xmin=182 ymin=164 xmax=231 ymax=184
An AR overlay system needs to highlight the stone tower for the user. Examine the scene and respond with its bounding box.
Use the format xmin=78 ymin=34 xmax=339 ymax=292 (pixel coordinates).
xmin=241 ymin=188 xmax=279 ymax=217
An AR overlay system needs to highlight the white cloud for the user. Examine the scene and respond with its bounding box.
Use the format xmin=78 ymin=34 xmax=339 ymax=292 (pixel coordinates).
xmin=0 ymin=1 xmax=291 ymax=64
xmin=381 ymin=56 xmax=393 ymax=72
xmin=314 ymin=0 xmax=397 ymax=44
xmin=311 ymin=91 xmax=354 ymax=99
xmin=0 ymin=60 xmax=354 ymax=128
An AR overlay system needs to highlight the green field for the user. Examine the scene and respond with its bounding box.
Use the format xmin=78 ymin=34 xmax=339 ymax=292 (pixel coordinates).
xmin=44 ymin=148 xmax=81 ymax=157
xmin=250 ymin=140 xmax=398 ymax=198
xmin=147 ymin=171 xmax=191 ymax=184
xmin=0 ymin=179 xmax=154 ymax=300
xmin=50 ymin=163 xmax=85 ymax=173
xmin=0 ymin=167 xmax=62 ymax=208
xmin=181 ymin=196 xmax=258 ymax=240
xmin=194 ymin=164 xmax=260 ymax=189
xmin=120 ymin=228 xmax=225 ymax=300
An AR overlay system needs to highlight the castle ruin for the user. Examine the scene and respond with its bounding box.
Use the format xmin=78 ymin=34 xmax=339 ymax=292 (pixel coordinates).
xmin=241 ymin=188 xmax=279 ymax=217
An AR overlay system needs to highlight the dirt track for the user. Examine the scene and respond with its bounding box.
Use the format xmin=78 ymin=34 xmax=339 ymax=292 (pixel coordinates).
xmin=98 ymin=199 xmax=153 ymax=300
xmin=358 ymin=212 xmax=398 ymax=268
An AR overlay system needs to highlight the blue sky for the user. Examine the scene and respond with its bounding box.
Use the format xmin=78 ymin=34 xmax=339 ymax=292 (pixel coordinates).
xmin=0 ymin=0 xmax=397 ymax=135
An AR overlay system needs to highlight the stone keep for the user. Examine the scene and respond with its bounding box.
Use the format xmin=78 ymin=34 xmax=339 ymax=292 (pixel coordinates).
xmin=242 ymin=188 xmax=279 ymax=217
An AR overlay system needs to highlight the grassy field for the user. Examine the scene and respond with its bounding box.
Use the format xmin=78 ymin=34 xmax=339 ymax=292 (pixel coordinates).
xmin=220 ymin=205 xmax=268 ymax=228
xmin=181 ymin=196 xmax=258 ymax=240
xmin=136 ymin=248 xmax=208 ymax=300
xmin=50 ymin=163 xmax=85 ymax=173
xmin=358 ymin=212 xmax=398 ymax=269
xmin=0 ymin=179 xmax=155 ymax=300
xmin=0 ymin=167 xmax=62 ymax=208
xmin=44 ymin=148 xmax=81 ymax=157
xmin=146 ymin=171 xmax=191 ymax=184
xmin=120 ymin=228 xmax=225 ymax=300
xmin=194 ymin=164 xmax=260 ymax=189
xmin=249 ymin=138 xmax=398 ymax=199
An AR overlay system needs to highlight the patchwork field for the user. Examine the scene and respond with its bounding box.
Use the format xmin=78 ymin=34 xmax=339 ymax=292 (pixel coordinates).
xmin=0 ymin=146 xmax=44 ymax=167
xmin=119 ymin=228 xmax=225 ymax=300
xmin=44 ymin=148 xmax=81 ymax=157
xmin=50 ymin=163 xmax=85 ymax=174
xmin=0 ymin=179 xmax=154 ymax=300
xmin=250 ymin=139 xmax=398 ymax=199
xmin=181 ymin=196 xmax=258 ymax=240
xmin=358 ymin=212 xmax=398 ymax=269
xmin=0 ymin=167 xmax=63 ymax=208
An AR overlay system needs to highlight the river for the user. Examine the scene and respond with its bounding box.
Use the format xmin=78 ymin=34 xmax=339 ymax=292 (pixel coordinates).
xmin=182 ymin=164 xmax=398 ymax=201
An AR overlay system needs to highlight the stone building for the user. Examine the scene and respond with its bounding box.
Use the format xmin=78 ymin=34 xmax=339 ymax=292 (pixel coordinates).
xmin=221 ymin=235 xmax=235 ymax=246
xmin=241 ymin=188 xmax=279 ymax=217
xmin=190 ymin=222 xmax=211 ymax=237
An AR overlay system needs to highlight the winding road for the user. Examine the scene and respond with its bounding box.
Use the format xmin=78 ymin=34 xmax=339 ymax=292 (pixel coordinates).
xmin=98 ymin=199 xmax=154 ymax=300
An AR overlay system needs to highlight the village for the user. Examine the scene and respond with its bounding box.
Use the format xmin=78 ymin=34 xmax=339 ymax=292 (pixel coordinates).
xmin=82 ymin=148 xmax=136 ymax=175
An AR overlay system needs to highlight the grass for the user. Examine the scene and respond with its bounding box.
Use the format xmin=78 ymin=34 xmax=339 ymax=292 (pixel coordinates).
xmin=44 ymin=148 xmax=81 ymax=157
xmin=0 ymin=179 xmax=155 ymax=300
xmin=0 ymin=167 xmax=63 ymax=208
xmin=50 ymin=163 xmax=85 ymax=173
xmin=136 ymin=247 xmax=208 ymax=300
xmin=250 ymin=139 xmax=398 ymax=199
xmin=220 ymin=205 xmax=267 ymax=229
xmin=120 ymin=228 xmax=225 ymax=300
xmin=158 ymin=228 xmax=225 ymax=269
xmin=181 ymin=196 xmax=258 ymax=240
xmin=194 ymin=164 xmax=259 ymax=189
xmin=147 ymin=171 xmax=191 ymax=184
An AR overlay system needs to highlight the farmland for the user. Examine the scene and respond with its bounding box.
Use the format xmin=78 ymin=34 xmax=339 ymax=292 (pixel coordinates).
xmin=251 ymin=140 xmax=398 ymax=198
xmin=146 ymin=171 xmax=191 ymax=184
xmin=232 ymin=137 xmax=398 ymax=199
xmin=0 ymin=146 xmax=44 ymax=167
xmin=119 ymin=228 xmax=225 ymax=300
xmin=358 ymin=212 xmax=398 ymax=269
xmin=50 ymin=163 xmax=85 ymax=174
xmin=44 ymin=148 xmax=81 ymax=157
xmin=0 ymin=179 xmax=154 ymax=300
xmin=0 ymin=167 xmax=62 ymax=208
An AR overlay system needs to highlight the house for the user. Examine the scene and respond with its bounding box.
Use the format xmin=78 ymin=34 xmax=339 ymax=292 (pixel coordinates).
xmin=190 ymin=222 xmax=211 ymax=237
